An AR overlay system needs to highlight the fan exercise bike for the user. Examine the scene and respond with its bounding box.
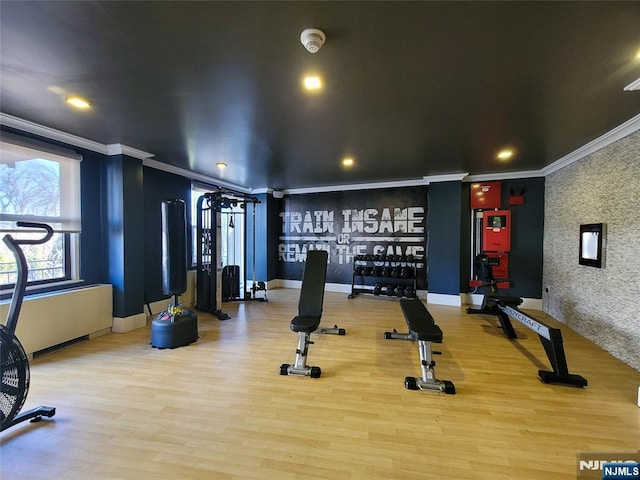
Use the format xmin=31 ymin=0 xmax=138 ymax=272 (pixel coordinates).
xmin=1 ymin=221 xmax=56 ymax=432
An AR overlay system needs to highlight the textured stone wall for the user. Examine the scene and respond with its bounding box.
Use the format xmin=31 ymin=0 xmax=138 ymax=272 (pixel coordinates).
xmin=543 ymin=130 xmax=640 ymax=371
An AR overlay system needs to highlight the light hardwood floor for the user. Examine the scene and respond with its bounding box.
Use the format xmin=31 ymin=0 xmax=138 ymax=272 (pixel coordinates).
xmin=1 ymin=289 xmax=639 ymax=479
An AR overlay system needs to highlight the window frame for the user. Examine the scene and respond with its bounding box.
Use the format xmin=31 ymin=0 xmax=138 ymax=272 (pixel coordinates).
xmin=0 ymin=134 xmax=82 ymax=291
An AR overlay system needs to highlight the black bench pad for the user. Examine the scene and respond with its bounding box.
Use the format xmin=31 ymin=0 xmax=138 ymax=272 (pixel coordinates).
xmin=291 ymin=315 xmax=322 ymax=333
xmin=400 ymin=298 xmax=443 ymax=342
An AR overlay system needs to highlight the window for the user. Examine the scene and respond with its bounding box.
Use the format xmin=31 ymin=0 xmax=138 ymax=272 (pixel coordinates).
xmin=0 ymin=135 xmax=81 ymax=289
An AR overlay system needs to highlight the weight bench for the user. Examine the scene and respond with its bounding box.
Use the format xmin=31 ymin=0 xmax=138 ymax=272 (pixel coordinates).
xmin=384 ymin=298 xmax=456 ymax=394
xmin=279 ymin=250 xmax=329 ymax=378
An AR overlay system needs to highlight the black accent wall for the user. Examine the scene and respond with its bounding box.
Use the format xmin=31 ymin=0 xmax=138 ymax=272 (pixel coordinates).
xmin=277 ymin=187 xmax=428 ymax=287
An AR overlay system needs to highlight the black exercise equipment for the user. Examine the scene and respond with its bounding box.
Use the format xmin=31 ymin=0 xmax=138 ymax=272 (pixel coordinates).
xmin=222 ymin=265 xmax=241 ymax=301
xmin=467 ymin=254 xmax=587 ymax=387
xmin=1 ymin=222 xmax=56 ymax=431
xmin=280 ymin=250 xmax=331 ymax=378
xmin=384 ymin=298 xmax=455 ymax=394
xmin=196 ymin=189 xmax=263 ymax=320
xmin=151 ymin=199 xmax=199 ymax=349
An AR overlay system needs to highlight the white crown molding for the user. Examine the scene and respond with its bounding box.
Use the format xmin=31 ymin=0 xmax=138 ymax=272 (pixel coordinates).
xmin=1 ymin=112 xmax=109 ymax=154
xmin=4 ymin=112 xmax=639 ymax=192
xmin=623 ymin=77 xmax=640 ymax=92
xmin=106 ymin=143 xmax=154 ymax=160
xmin=284 ymin=177 xmax=429 ymax=195
xmin=423 ymin=172 xmax=469 ymax=183
xmin=464 ymin=170 xmax=544 ymax=182
xmin=142 ymin=158 xmax=251 ymax=194
xmin=541 ymin=113 xmax=640 ymax=176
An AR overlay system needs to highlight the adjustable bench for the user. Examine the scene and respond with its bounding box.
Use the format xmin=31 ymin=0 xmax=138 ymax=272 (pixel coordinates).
xmin=385 ymin=298 xmax=455 ymax=394
xmin=279 ymin=250 xmax=329 ymax=378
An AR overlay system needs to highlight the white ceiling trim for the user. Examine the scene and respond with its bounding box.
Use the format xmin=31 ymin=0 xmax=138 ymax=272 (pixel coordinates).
xmin=284 ymin=177 xmax=430 ymax=195
xmin=1 ymin=113 xmax=109 ymax=154
xmin=464 ymin=170 xmax=545 ymax=182
xmin=3 ymin=112 xmax=639 ymax=192
xmin=106 ymin=143 xmax=154 ymax=160
xmin=143 ymin=158 xmax=251 ymax=194
xmin=541 ymin=113 xmax=640 ymax=176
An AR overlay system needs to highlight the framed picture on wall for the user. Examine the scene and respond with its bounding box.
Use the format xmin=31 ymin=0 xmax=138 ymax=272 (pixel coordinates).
xmin=579 ymin=223 xmax=606 ymax=268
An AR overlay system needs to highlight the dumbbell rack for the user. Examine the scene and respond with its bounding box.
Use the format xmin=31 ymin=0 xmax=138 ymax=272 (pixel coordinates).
xmin=348 ymin=255 xmax=420 ymax=299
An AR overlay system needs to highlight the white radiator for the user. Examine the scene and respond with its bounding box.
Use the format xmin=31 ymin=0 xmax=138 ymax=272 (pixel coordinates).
xmin=0 ymin=284 xmax=113 ymax=355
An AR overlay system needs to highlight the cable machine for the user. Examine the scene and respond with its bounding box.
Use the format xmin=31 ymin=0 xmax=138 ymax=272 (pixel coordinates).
xmin=195 ymin=188 xmax=265 ymax=320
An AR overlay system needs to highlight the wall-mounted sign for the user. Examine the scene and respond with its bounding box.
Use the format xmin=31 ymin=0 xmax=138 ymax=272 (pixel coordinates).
xmin=278 ymin=187 xmax=427 ymax=285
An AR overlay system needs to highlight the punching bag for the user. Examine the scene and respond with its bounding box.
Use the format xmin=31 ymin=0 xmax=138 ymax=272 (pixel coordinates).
xmin=161 ymin=199 xmax=187 ymax=296
xmin=151 ymin=198 xmax=198 ymax=349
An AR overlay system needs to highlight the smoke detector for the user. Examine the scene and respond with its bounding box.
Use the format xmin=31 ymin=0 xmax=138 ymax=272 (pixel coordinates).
xmin=300 ymin=28 xmax=326 ymax=54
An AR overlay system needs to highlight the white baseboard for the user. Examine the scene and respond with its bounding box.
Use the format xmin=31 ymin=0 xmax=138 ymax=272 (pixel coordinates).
xmin=265 ymin=280 xmax=543 ymax=310
xmin=112 ymin=312 xmax=147 ymax=333
xmin=462 ymin=292 xmax=542 ymax=310
xmin=427 ymin=293 xmax=462 ymax=307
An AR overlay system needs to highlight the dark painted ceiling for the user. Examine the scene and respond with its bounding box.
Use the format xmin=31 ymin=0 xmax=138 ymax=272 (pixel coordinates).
xmin=1 ymin=1 xmax=639 ymax=190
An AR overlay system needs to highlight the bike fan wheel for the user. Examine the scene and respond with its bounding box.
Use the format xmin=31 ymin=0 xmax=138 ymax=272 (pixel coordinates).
xmin=0 ymin=324 xmax=30 ymax=430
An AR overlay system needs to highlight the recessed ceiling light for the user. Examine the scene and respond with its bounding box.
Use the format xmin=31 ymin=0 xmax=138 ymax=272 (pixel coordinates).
xmin=342 ymin=157 xmax=354 ymax=167
xmin=65 ymin=96 xmax=91 ymax=109
xmin=635 ymin=49 xmax=640 ymax=60
xmin=303 ymin=76 xmax=322 ymax=91
xmin=216 ymin=162 xmax=227 ymax=169
xmin=496 ymin=149 xmax=514 ymax=161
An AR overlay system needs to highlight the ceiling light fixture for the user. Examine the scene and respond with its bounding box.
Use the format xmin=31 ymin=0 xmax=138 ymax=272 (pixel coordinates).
xmin=303 ymin=76 xmax=322 ymax=90
xmin=496 ymin=149 xmax=514 ymax=161
xmin=300 ymin=28 xmax=326 ymax=54
xmin=65 ymin=96 xmax=91 ymax=110
xmin=342 ymin=157 xmax=354 ymax=167
xmin=216 ymin=162 xmax=227 ymax=169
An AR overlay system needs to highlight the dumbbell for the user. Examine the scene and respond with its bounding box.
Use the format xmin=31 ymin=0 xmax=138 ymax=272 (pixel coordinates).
xmin=386 ymin=285 xmax=395 ymax=296
xmin=354 ymin=266 xmax=364 ymax=275
xmin=381 ymin=267 xmax=391 ymax=277
xmin=390 ymin=266 xmax=401 ymax=278
xmin=406 ymin=254 xmax=414 ymax=262
xmin=394 ymin=286 xmax=404 ymax=297
xmin=401 ymin=267 xmax=413 ymax=279
xmin=404 ymin=286 xmax=414 ymax=298
xmin=373 ymin=283 xmax=382 ymax=295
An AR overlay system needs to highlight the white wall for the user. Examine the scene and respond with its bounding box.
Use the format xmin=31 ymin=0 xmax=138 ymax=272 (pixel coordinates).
xmin=543 ymin=130 xmax=640 ymax=371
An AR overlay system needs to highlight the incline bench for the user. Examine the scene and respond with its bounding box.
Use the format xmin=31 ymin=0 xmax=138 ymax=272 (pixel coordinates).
xmin=279 ymin=249 xmax=329 ymax=378
xmin=385 ymin=298 xmax=456 ymax=394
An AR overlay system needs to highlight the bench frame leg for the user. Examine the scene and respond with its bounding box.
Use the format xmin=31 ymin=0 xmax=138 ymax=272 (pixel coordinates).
xmin=318 ymin=324 xmax=346 ymax=335
xmin=408 ymin=340 xmax=455 ymax=394
xmin=384 ymin=331 xmax=455 ymax=394
xmin=280 ymin=331 xmax=321 ymax=378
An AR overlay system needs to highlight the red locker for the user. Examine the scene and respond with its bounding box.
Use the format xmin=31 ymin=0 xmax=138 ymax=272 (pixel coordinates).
xmin=482 ymin=210 xmax=511 ymax=252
